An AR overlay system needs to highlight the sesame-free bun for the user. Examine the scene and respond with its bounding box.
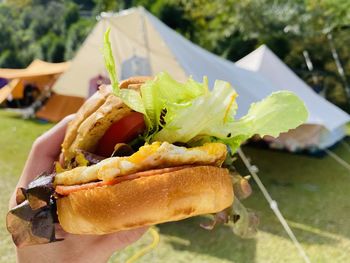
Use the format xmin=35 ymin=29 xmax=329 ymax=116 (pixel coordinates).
xmin=56 ymin=166 xmax=234 ymax=234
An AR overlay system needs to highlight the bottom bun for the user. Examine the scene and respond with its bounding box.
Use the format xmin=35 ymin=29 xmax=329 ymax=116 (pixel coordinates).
xmin=57 ymin=166 xmax=234 ymax=234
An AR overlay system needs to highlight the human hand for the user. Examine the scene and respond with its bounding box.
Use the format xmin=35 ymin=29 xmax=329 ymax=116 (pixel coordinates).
xmin=9 ymin=115 xmax=147 ymax=263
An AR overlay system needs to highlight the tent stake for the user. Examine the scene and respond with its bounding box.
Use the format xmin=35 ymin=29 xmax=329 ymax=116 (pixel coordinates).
xmin=237 ymin=148 xmax=311 ymax=263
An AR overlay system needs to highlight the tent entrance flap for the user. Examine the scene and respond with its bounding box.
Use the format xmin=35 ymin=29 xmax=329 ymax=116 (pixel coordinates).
xmin=36 ymin=94 xmax=85 ymax=122
xmin=237 ymin=148 xmax=311 ymax=263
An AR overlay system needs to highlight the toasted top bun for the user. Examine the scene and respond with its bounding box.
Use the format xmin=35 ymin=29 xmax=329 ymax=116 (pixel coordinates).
xmin=57 ymin=166 xmax=234 ymax=234
xmin=62 ymin=76 xmax=152 ymax=165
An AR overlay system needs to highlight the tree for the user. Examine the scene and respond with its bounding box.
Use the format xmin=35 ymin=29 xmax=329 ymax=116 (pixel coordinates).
xmin=65 ymin=19 xmax=94 ymax=60
xmin=64 ymin=2 xmax=80 ymax=29
xmin=0 ymin=0 xmax=88 ymax=67
xmin=93 ymin=0 xmax=120 ymax=15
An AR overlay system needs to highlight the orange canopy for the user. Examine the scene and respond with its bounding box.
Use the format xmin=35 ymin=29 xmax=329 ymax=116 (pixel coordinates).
xmin=0 ymin=59 xmax=70 ymax=103
xmin=0 ymin=59 xmax=70 ymax=79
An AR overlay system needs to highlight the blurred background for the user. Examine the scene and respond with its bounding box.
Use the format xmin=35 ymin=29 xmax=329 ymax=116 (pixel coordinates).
xmin=0 ymin=0 xmax=350 ymax=262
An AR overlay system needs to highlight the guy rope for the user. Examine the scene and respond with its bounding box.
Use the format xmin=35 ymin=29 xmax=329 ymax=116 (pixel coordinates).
xmin=237 ymin=148 xmax=311 ymax=263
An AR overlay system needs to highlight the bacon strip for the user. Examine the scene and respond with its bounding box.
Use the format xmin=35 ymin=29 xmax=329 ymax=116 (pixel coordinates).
xmin=55 ymin=166 xmax=191 ymax=196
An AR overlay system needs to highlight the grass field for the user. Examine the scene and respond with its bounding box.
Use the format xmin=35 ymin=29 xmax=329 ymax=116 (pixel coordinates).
xmin=1 ymin=110 xmax=350 ymax=263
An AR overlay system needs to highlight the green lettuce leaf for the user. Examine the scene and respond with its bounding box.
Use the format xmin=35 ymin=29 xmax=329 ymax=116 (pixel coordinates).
xmin=103 ymin=29 xmax=150 ymax=127
xmin=208 ymin=91 xmax=309 ymax=152
xmin=119 ymin=88 xmax=151 ymax=127
xmin=140 ymin=72 xmax=208 ymax=132
xmin=152 ymin=79 xmax=238 ymax=142
xmin=228 ymin=199 xmax=259 ymax=238
xmin=103 ymin=28 xmax=119 ymax=94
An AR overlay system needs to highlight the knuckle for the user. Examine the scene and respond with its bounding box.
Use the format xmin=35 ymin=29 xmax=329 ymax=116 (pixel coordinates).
xmin=32 ymin=135 xmax=45 ymax=149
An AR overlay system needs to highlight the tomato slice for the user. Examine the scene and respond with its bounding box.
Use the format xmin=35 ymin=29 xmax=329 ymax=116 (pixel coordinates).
xmin=96 ymin=112 xmax=146 ymax=157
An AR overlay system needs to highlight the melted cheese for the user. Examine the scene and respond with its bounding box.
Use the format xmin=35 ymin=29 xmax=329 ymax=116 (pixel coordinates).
xmin=54 ymin=142 xmax=227 ymax=186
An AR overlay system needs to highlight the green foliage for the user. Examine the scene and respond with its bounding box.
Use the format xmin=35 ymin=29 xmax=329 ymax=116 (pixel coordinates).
xmin=72 ymin=0 xmax=95 ymax=10
xmin=0 ymin=0 xmax=349 ymax=109
xmin=93 ymin=0 xmax=120 ymax=15
xmin=47 ymin=35 xmax=66 ymax=62
xmin=150 ymin=0 xmax=194 ymax=39
xmin=0 ymin=50 xmax=23 ymax=68
xmin=0 ymin=0 xmax=94 ymax=67
xmin=65 ymin=19 xmax=94 ymax=60
xmin=64 ymin=1 xmax=80 ymax=29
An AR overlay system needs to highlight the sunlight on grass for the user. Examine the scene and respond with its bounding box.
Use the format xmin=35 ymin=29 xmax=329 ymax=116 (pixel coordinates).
xmin=1 ymin=110 xmax=349 ymax=263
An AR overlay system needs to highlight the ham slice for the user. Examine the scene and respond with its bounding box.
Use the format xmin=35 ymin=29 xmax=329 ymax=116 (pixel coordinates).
xmin=55 ymin=165 xmax=191 ymax=196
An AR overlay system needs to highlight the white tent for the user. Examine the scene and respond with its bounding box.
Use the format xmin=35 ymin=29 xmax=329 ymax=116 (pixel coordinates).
xmin=236 ymin=45 xmax=349 ymax=150
xmin=46 ymin=7 xmax=348 ymax=150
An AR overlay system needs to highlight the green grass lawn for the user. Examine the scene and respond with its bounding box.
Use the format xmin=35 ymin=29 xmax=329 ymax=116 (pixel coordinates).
xmin=1 ymin=109 xmax=350 ymax=263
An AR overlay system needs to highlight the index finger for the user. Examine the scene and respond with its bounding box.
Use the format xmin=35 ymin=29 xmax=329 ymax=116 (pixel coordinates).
xmin=9 ymin=115 xmax=74 ymax=209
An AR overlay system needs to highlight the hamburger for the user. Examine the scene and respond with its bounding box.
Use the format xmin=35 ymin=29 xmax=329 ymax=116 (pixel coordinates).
xmin=7 ymin=29 xmax=308 ymax=247
xmin=55 ymin=77 xmax=233 ymax=235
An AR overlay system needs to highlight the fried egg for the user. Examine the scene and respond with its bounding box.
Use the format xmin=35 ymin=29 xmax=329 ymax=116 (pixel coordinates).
xmin=54 ymin=142 xmax=227 ymax=186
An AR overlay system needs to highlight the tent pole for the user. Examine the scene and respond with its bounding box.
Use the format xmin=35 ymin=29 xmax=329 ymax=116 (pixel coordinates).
xmin=302 ymin=50 xmax=318 ymax=86
xmin=237 ymin=148 xmax=311 ymax=263
xmin=326 ymin=32 xmax=350 ymax=101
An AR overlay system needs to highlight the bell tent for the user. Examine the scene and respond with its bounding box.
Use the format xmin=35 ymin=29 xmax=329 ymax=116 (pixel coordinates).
xmin=236 ymin=45 xmax=349 ymax=150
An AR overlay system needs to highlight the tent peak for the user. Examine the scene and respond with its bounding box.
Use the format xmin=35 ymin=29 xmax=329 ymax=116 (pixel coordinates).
xmin=257 ymin=44 xmax=268 ymax=50
xmin=257 ymin=45 xmax=279 ymax=59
